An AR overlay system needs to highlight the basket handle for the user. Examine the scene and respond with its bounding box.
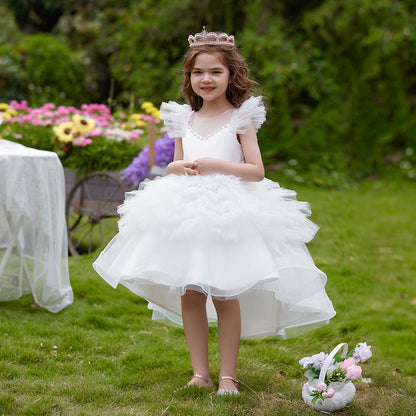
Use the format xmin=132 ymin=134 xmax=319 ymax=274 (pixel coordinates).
xmin=318 ymin=343 xmax=349 ymax=384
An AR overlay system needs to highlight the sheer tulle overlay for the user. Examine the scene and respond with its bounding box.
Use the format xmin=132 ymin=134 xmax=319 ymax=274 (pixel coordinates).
xmin=93 ymin=97 xmax=336 ymax=339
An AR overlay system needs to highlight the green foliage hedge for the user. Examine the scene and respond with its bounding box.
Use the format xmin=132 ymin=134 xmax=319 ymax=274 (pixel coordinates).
xmin=1 ymin=0 xmax=416 ymax=185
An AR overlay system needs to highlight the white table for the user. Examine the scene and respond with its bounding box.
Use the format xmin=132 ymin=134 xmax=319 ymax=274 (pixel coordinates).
xmin=0 ymin=140 xmax=73 ymax=312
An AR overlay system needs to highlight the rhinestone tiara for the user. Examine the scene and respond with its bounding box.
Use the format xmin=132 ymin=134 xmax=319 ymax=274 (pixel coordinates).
xmin=188 ymin=26 xmax=235 ymax=48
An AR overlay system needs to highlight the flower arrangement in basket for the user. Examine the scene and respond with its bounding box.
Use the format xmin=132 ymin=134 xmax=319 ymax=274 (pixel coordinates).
xmin=299 ymin=342 xmax=372 ymax=413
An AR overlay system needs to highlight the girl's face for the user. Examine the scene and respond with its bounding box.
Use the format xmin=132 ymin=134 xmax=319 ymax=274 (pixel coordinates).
xmin=190 ymin=53 xmax=230 ymax=105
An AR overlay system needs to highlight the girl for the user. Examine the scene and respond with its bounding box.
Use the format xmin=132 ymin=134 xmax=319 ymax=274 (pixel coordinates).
xmin=93 ymin=28 xmax=336 ymax=396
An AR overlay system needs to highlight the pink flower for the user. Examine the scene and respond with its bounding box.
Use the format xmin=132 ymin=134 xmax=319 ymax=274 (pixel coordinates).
xmin=346 ymin=365 xmax=362 ymax=381
xmin=73 ymin=136 xmax=92 ymax=147
xmin=316 ymin=382 xmax=327 ymax=392
xmin=81 ymin=138 xmax=92 ymax=146
xmin=89 ymin=130 xmax=101 ymax=137
xmin=129 ymin=133 xmax=140 ymax=140
xmin=57 ymin=107 xmax=70 ymax=115
xmin=341 ymin=357 xmax=357 ymax=371
xmin=322 ymin=388 xmax=335 ymax=398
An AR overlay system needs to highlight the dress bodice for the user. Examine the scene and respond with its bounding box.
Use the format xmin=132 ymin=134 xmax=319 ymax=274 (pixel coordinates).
xmin=160 ymin=96 xmax=266 ymax=164
xmin=182 ymin=115 xmax=244 ymax=163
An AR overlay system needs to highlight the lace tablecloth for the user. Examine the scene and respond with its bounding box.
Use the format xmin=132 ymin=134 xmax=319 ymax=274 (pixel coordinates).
xmin=0 ymin=140 xmax=73 ymax=312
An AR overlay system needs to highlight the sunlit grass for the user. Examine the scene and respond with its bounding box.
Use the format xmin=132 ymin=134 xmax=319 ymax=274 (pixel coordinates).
xmin=1 ymin=179 xmax=415 ymax=415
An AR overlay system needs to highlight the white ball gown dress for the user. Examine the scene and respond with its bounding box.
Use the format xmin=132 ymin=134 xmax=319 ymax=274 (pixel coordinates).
xmin=93 ymin=96 xmax=336 ymax=339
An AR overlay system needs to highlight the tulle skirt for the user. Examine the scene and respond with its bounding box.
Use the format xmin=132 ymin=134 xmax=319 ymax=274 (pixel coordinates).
xmin=93 ymin=173 xmax=336 ymax=339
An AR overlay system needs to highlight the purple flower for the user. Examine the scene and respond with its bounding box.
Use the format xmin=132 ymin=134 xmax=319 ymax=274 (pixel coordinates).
xmin=122 ymin=133 xmax=175 ymax=186
xmin=154 ymin=133 xmax=175 ymax=166
xmin=121 ymin=147 xmax=149 ymax=185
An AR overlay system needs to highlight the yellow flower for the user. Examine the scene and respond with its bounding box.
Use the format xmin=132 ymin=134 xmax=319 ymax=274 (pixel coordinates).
xmin=135 ymin=120 xmax=147 ymax=128
xmin=0 ymin=103 xmax=9 ymax=111
xmin=150 ymin=109 xmax=161 ymax=119
xmin=130 ymin=113 xmax=142 ymax=121
xmin=141 ymin=101 xmax=154 ymax=110
xmin=53 ymin=121 xmax=75 ymax=144
xmin=5 ymin=109 xmax=17 ymax=118
xmin=72 ymin=114 xmax=96 ymax=134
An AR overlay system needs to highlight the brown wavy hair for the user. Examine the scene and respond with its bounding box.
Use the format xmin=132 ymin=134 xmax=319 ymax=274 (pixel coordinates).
xmin=181 ymin=44 xmax=259 ymax=111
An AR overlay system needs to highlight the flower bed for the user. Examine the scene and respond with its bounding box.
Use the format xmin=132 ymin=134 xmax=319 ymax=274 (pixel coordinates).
xmin=0 ymin=101 xmax=174 ymax=183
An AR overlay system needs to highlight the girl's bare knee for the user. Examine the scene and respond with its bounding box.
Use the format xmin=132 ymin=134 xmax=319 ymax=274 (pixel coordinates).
xmin=182 ymin=290 xmax=207 ymax=307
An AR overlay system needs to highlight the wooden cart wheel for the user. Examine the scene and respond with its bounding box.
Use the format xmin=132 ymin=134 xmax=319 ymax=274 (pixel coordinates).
xmin=65 ymin=171 xmax=127 ymax=256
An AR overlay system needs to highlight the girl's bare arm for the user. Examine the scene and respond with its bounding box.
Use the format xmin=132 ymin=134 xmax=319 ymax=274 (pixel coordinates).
xmin=166 ymin=137 xmax=197 ymax=175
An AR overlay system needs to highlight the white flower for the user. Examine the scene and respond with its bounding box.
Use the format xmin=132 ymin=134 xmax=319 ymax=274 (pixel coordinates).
xmin=299 ymin=352 xmax=329 ymax=370
xmin=353 ymin=342 xmax=372 ymax=362
xmin=405 ymin=147 xmax=414 ymax=157
xmin=284 ymin=168 xmax=297 ymax=176
xmin=299 ymin=356 xmax=312 ymax=369
xmin=400 ymin=160 xmax=412 ymax=170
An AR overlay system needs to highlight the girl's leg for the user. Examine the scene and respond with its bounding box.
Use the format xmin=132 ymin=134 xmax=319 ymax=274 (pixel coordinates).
xmin=213 ymin=298 xmax=241 ymax=392
xmin=181 ymin=290 xmax=212 ymax=386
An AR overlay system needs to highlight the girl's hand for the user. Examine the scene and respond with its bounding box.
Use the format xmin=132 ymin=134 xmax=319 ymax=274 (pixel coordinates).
xmin=193 ymin=157 xmax=220 ymax=175
xmin=166 ymin=160 xmax=198 ymax=176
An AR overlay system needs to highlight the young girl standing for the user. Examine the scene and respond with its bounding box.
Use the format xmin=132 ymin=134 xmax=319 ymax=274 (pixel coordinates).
xmin=93 ymin=28 xmax=335 ymax=396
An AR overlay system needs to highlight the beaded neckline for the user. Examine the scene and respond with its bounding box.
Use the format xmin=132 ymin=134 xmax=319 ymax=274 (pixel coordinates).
xmin=188 ymin=108 xmax=235 ymax=140
xmin=187 ymin=123 xmax=231 ymax=141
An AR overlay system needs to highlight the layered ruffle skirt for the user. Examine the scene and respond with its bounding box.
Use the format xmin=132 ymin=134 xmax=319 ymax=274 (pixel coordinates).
xmin=93 ymin=173 xmax=336 ymax=339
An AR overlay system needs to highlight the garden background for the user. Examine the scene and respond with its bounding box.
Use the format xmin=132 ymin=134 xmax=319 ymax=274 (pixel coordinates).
xmin=1 ymin=0 xmax=416 ymax=415
xmin=1 ymin=0 xmax=416 ymax=184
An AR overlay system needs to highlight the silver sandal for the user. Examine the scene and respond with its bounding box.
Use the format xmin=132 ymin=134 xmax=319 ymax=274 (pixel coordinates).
xmin=176 ymin=373 xmax=213 ymax=392
xmin=217 ymin=376 xmax=240 ymax=396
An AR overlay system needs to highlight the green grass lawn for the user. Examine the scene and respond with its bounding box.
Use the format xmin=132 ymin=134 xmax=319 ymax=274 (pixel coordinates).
xmin=1 ymin=178 xmax=416 ymax=415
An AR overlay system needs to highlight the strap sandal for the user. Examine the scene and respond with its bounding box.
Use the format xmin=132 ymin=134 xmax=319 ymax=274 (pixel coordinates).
xmin=217 ymin=376 xmax=240 ymax=396
xmin=176 ymin=373 xmax=213 ymax=392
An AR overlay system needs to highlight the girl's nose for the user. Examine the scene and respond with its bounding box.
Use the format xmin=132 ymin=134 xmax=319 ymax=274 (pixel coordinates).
xmin=202 ymin=73 xmax=211 ymax=82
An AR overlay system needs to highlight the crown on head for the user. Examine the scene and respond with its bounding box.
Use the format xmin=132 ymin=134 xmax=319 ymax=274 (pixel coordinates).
xmin=188 ymin=26 xmax=235 ymax=48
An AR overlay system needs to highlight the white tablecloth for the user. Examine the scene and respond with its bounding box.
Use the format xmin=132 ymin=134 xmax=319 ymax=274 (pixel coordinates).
xmin=0 ymin=140 xmax=73 ymax=312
